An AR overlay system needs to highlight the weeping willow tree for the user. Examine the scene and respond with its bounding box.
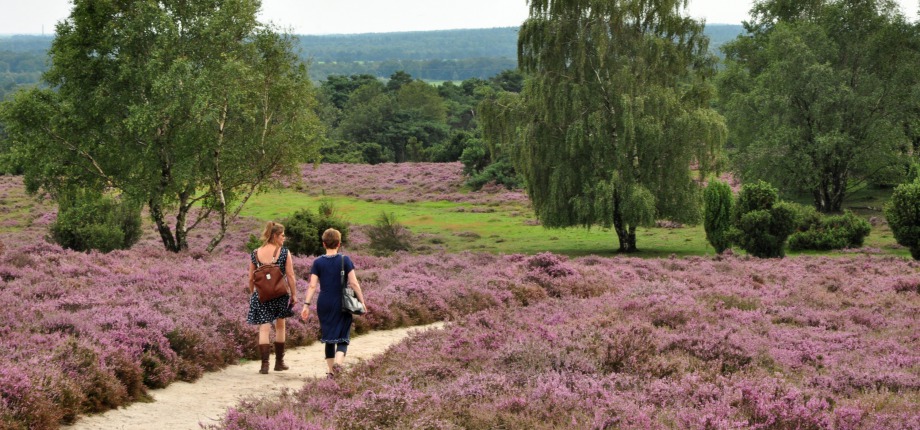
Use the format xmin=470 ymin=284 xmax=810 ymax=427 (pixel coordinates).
xmin=509 ymin=0 xmax=727 ymax=252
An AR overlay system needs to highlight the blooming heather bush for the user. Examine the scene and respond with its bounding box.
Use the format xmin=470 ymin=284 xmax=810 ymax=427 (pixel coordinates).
xmin=0 ymin=194 xmax=596 ymax=427
xmin=215 ymin=254 xmax=920 ymax=429
xmin=295 ymin=162 xmax=529 ymax=206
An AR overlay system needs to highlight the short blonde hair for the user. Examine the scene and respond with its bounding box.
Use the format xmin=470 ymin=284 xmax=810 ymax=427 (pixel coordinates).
xmin=261 ymin=221 xmax=285 ymax=245
xmin=322 ymin=228 xmax=341 ymax=249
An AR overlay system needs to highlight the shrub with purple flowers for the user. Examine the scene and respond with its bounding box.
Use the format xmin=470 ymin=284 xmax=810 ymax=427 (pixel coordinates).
xmin=1 ymin=170 xmax=918 ymax=428
xmin=213 ymin=254 xmax=920 ymax=429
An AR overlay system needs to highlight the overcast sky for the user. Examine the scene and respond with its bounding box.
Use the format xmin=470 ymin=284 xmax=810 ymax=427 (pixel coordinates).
xmin=1 ymin=0 xmax=918 ymax=35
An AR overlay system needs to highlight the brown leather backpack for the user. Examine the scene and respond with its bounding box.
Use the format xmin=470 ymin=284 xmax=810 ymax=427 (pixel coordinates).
xmin=251 ymin=247 xmax=289 ymax=303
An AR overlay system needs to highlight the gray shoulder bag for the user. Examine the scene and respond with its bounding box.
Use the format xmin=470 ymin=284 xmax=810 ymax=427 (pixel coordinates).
xmin=340 ymin=254 xmax=365 ymax=315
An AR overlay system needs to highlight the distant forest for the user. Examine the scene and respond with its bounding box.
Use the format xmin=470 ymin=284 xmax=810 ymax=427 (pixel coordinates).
xmin=0 ymin=25 xmax=744 ymax=99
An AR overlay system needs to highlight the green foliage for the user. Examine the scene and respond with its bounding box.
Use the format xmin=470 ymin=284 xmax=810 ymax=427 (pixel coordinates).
xmin=0 ymin=0 xmax=324 ymax=253
xmin=718 ymin=0 xmax=920 ymax=212
xmin=459 ymin=136 xmax=489 ymax=176
xmin=367 ymin=212 xmax=413 ymax=256
xmin=50 ymin=190 xmax=142 ymax=253
xmin=730 ymin=181 xmax=797 ymax=258
xmin=333 ymin=72 xmax=451 ymax=163
xmin=510 ymin=0 xmax=727 ymax=252
xmin=464 ymin=158 xmax=522 ymax=191
xmin=783 ymin=201 xmax=822 ymax=230
xmin=283 ymin=205 xmax=349 ymax=256
xmin=703 ymin=180 xmax=733 ymax=254
xmin=885 ymin=180 xmax=920 ymax=259
xmin=787 ymin=210 xmax=871 ymax=251
xmin=319 ymin=139 xmax=386 ymax=164
xmin=244 ymin=234 xmax=261 ymax=253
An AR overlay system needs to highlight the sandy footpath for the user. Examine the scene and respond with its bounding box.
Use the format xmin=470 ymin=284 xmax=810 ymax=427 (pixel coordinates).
xmin=64 ymin=323 xmax=445 ymax=430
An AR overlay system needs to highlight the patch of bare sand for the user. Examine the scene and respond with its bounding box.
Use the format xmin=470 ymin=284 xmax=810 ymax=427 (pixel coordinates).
xmin=64 ymin=323 xmax=445 ymax=430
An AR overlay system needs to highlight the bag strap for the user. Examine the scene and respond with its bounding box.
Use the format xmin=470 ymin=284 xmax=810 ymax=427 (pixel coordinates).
xmin=340 ymin=254 xmax=346 ymax=287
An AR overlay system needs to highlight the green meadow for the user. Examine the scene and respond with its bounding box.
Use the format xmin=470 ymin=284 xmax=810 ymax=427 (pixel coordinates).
xmin=0 ymin=174 xmax=906 ymax=258
xmin=242 ymin=187 xmax=909 ymax=259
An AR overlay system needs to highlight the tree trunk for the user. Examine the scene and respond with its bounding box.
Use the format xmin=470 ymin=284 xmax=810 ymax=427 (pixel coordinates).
xmin=174 ymin=190 xmax=191 ymax=251
xmin=149 ymin=199 xmax=179 ymax=252
xmin=813 ymin=174 xmax=846 ymax=213
xmin=612 ymin=200 xmax=639 ymax=253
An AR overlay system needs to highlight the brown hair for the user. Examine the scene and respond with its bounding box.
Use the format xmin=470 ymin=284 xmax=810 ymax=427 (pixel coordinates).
xmin=260 ymin=221 xmax=285 ymax=245
xmin=322 ymin=228 xmax=341 ymax=249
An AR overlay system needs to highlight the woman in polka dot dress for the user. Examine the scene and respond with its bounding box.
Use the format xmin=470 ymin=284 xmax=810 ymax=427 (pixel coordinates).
xmin=247 ymin=221 xmax=297 ymax=374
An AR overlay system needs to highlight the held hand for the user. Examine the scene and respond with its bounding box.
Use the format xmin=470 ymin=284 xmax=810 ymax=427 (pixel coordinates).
xmin=300 ymin=307 xmax=310 ymax=321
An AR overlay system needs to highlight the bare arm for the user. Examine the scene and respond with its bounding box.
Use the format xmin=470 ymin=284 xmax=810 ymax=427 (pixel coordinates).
xmin=285 ymin=253 xmax=297 ymax=303
xmin=247 ymin=261 xmax=255 ymax=294
xmin=300 ymin=274 xmax=320 ymax=320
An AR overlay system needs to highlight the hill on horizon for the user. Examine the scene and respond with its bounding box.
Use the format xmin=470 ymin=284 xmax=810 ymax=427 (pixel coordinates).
xmin=0 ymin=25 xmax=744 ymax=93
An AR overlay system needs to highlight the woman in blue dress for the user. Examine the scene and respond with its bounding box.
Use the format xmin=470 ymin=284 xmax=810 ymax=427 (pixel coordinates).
xmin=301 ymin=228 xmax=368 ymax=378
xmin=247 ymin=221 xmax=297 ymax=374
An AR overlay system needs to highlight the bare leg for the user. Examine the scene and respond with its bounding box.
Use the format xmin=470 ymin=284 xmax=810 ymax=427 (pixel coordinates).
xmin=258 ymin=324 xmax=270 ymax=344
xmin=274 ymin=319 xmax=286 ymax=343
xmin=334 ymin=350 xmax=346 ymax=366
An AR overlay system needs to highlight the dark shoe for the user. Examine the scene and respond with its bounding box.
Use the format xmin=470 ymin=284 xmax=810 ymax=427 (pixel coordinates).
xmin=258 ymin=344 xmax=271 ymax=374
xmin=274 ymin=342 xmax=289 ymax=371
xmin=326 ymin=372 xmax=335 ymax=380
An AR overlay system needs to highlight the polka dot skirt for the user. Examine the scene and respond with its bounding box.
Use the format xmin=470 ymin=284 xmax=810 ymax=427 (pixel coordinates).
xmin=247 ymin=247 xmax=294 ymax=325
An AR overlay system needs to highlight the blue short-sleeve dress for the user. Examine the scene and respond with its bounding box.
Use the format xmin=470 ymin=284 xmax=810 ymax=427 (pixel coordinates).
xmin=247 ymin=247 xmax=294 ymax=325
xmin=311 ymin=254 xmax=355 ymax=344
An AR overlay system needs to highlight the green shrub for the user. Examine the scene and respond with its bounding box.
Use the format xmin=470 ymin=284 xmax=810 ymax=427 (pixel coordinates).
xmin=50 ymin=190 xmax=142 ymax=252
xmin=244 ymin=234 xmax=261 ymax=253
xmin=460 ymin=138 xmax=521 ymax=190
xmin=703 ymin=180 xmax=733 ymax=254
xmin=465 ymin=158 xmax=521 ymax=190
xmin=729 ymin=181 xmax=796 ymax=258
xmin=283 ymin=204 xmax=349 ymax=256
xmin=788 ymin=210 xmax=871 ymax=251
xmin=368 ymin=212 xmax=413 ymax=256
xmin=784 ymin=201 xmax=821 ymax=230
xmin=885 ymin=180 xmax=920 ymax=259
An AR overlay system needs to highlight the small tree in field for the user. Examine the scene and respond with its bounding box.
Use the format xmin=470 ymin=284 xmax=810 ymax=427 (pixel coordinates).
xmin=731 ymin=180 xmax=797 ymax=258
xmin=368 ymin=212 xmax=413 ymax=256
xmin=885 ymin=180 xmax=920 ymax=259
xmin=703 ymin=180 xmax=733 ymax=254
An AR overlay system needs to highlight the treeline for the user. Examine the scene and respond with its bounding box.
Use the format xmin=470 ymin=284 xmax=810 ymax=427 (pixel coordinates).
xmin=316 ymin=69 xmax=523 ymax=190
xmin=0 ymin=25 xmax=744 ymax=98
xmin=0 ymin=36 xmax=52 ymax=101
xmin=296 ymin=27 xmax=519 ymax=62
xmin=309 ymin=57 xmax=517 ymax=82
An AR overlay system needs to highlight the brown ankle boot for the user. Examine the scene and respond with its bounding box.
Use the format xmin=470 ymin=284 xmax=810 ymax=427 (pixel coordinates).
xmin=258 ymin=344 xmax=271 ymax=374
xmin=274 ymin=342 xmax=289 ymax=371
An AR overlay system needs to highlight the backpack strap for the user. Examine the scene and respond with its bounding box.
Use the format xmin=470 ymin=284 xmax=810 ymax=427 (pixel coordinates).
xmin=272 ymin=246 xmax=282 ymax=263
xmin=254 ymin=246 xmax=282 ymax=267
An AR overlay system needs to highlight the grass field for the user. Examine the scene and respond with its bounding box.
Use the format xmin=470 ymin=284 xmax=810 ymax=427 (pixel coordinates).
xmin=241 ymin=186 xmax=910 ymax=259
xmin=0 ymin=168 xmax=909 ymax=259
